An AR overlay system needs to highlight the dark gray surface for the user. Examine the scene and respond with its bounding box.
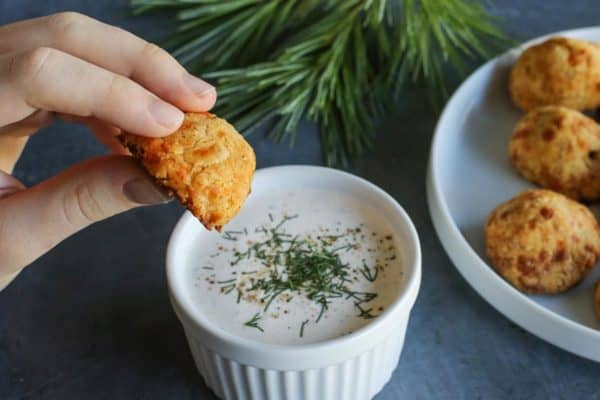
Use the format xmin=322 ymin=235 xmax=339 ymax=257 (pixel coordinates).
xmin=1 ymin=1 xmax=600 ymax=399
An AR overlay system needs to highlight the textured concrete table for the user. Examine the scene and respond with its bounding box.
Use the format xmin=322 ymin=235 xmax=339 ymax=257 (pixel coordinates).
xmin=2 ymin=1 xmax=600 ymax=399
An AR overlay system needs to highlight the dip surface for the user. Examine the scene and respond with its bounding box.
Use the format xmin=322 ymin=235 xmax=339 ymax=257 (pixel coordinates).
xmin=185 ymin=187 xmax=404 ymax=345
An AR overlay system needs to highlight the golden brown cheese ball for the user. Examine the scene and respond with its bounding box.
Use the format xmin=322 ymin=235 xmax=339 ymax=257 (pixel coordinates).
xmin=485 ymin=189 xmax=600 ymax=294
xmin=509 ymin=106 xmax=600 ymax=202
xmin=595 ymin=280 xmax=600 ymax=320
xmin=509 ymin=37 xmax=600 ymax=111
xmin=120 ymin=112 xmax=255 ymax=231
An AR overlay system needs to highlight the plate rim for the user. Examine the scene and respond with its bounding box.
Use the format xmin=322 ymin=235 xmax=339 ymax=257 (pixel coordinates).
xmin=427 ymin=26 xmax=600 ymax=362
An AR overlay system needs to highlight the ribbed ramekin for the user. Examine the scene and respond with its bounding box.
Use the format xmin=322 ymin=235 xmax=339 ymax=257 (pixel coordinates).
xmin=167 ymin=166 xmax=421 ymax=400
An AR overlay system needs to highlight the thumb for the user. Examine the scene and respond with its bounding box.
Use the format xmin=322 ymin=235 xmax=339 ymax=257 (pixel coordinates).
xmin=0 ymin=155 xmax=171 ymax=273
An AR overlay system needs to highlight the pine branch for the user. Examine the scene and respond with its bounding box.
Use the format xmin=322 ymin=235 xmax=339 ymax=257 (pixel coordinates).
xmin=204 ymin=1 xmax=386 ymax=166
xmin=387 ymin=0 xmax=508 ymax=107
xmin=131 ymin=0 xmax=509 ymax=166
xmin=133 ymin=0 xmax=322 ymax=69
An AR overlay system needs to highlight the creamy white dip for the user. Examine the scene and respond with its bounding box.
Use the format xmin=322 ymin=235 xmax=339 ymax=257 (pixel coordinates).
xmin=186 ymin=188 xmax=404 ymax=345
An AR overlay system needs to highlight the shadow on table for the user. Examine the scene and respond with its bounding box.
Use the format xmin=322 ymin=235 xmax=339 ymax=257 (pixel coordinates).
xmin=2 ymin=269 xmax=218 ymax=399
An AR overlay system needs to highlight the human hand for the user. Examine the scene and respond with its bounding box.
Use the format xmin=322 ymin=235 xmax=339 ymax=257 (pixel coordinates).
xmin=0 ymin=12 xmax=216 ymax=289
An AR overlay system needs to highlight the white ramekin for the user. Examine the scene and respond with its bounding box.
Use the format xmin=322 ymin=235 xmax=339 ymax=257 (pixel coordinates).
xmin=167 ymin=166 xmax=421 ymax=400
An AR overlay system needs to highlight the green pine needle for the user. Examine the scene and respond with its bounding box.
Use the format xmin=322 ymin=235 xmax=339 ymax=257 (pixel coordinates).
xmin=131 ymin=0 xmax=509 ymax=166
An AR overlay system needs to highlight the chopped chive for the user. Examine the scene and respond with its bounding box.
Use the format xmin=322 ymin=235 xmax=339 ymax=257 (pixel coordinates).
xmin=315 ymin=301 xmax=328 ymax=323
xmin=222 ymin=231 xmax=238 ymax=241
xmin=273 ymin=214 xmax=298 ymax=231
xmin=263 ymin=289 xmax=285 ymax=312
xmin=331 ymin=243 xmax=355 ymax=253
xmin=220 ymin=283 xmax=236 ymax=294
xmin=360 ymin=261 xmax=378 ymax=282
xmin=355 ymin=302 xmax=376 ymax=319
xmin=300 ymin=320 xmax=309 ymax=337
xmin=244 ymin=313 xmax=264 ymax=332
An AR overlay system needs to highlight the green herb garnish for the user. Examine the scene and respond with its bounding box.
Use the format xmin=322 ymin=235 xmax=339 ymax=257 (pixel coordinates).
xmin=222 ymin=231 xmax=240 ymax=241
xmin=263 ymin=288 xmax=285 ymax=312
xmin=220 ymin=283 xmax=236 ymax=295
xmin=232 ymin=216 xmax=379 ymax=327
xmin=355 ymin=302 xmax=376 ymax=319
xmin=208 ymin=215 xmax=395 ymax=336
xmin=244 ymin=313 xmax=264 ymax=332
xmin=300 ymin=320 xmax=309 ymax=338
xmin=315 ymin=300 xmax=327 ymax=323
xmin=360 ymin=261 xmax=378 ymax=282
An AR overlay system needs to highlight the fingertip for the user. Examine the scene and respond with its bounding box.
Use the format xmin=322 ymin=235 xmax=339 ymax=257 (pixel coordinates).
xmin=198 ymin=86 xmax=217 ymax=111
xmin=184 ymin=73 xmax=214 ymax=96
xmin=183 ymin=73 xmax=217 ymax=111
xmin=147 ymin=98 xmax=184 ymax=136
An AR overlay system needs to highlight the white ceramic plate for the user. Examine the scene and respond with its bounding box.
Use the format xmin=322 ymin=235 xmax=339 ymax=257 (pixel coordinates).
xmin=427 ymin=27 xmax=600 ymax=362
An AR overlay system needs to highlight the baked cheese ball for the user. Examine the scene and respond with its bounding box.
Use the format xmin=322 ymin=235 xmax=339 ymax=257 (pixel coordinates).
xmin=509 ymin=37 xmax=600 ymax=111
xmin=120 ymin=112 xmax=255 ymax=231
xmin=485 ymin=189 xmax=600 ymax=294
xmin=509 ymin=106 xmax=600 ymax=202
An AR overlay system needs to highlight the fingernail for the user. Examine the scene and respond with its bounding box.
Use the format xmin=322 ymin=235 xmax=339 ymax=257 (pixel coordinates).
xmin=183 ymin=73 xmax=215 ymax=97
xmin=123 ymin=178 xmax=173 ymax=205
xmin=148 ymin=99 xmax=183 ymax=130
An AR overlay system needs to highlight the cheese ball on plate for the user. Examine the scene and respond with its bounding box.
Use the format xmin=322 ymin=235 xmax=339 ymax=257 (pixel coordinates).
xmin=509 ymin=37 xmax=600 ymax=111
xmin=485 ymin=189 xmax=600 ymax=294
xmin=509 ymin=106 xmax=600 ymax=202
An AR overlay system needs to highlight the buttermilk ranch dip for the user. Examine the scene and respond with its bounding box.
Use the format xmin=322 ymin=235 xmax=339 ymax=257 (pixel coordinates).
xmin=186 ymin=188 xmax=404 ymax=345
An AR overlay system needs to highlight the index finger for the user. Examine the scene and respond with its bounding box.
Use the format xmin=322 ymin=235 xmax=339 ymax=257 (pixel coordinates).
xmin=0 ymin=12 xmax=216 ymax=112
